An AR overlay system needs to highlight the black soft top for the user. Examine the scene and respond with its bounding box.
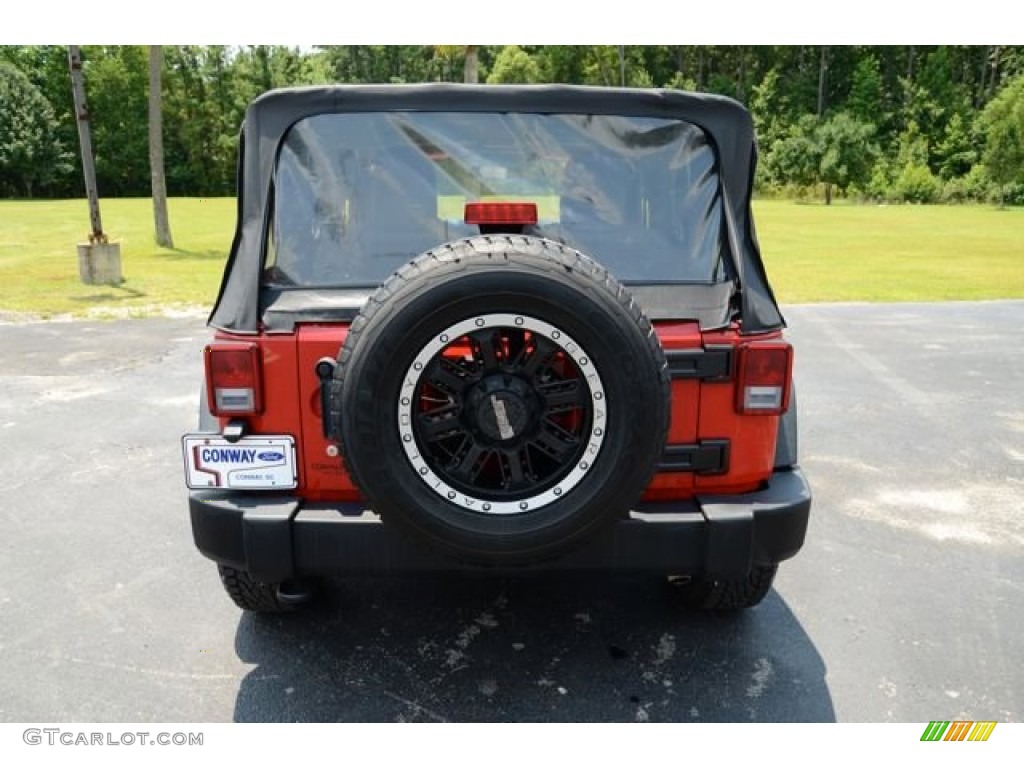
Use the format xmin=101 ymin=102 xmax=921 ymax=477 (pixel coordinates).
xmin=208 ymin=84 xmax=783 ymax=334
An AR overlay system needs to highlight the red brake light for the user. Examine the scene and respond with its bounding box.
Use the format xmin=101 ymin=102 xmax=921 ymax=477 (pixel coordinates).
xmin=205 ymin=343 xmax=262 ymax=416
xmin=464 ymin=201 xmax=538 ymax=226
xmin=736 ymin=342 xmax=792 ymax=415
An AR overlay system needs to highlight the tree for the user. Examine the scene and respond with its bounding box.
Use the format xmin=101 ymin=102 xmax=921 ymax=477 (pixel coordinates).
xmin=817 ymin=112 xmax=877 ymax=203
xmin=894 ymin=162 xmax=939 ymax=203
xmin=83 ymin=46 xmax=150 ymax=196
xmin=817 ymin=46 xmax=829 ymax=117
xmin=164 ymin=45 xmax=245 ymax=195
xmin=430 ymin=46 xmax=465 ymax=82
xmin=487 ymin=46 xmax=541 ymax=84
xmin=764 ymin=112 xmax=875 ymax=203
xmin=935 ymin=112 xmax=977 ymax=179
xmin=846 ymin=54 xmax=885 ymax=126
xmin=889 ymin=118 xmax=937 ymax=202
xmin=897 ymin=77 xmax=944 ymax=168
xmin=896 ymin=119 xmax=930 ymax=168
xmin=0 ymin=60 xmax=71 ymax=197
xmin=535 ymin=46 xmax=586 ymax=84
xmin=750 ymin=68 xmax=791 ymax=152
xmin=979 ymin=74 xmax=1024 ymax=205
xmin=5 ymin=44 xmax=1024 ymax=202
xmin=0 ymin=46 xmax=81 ymax=196
xmin=763 ymin=115 xmax=820 ymax=191
xmin=149 ymin=46 xmax=173 ymax=248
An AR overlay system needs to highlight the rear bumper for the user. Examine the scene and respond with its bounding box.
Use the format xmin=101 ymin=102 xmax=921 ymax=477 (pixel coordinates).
xmin=189 ymin=468 xmax=811 ymax=582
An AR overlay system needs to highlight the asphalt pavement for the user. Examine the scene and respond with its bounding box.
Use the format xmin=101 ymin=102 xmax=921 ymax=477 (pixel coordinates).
xmin=0 ymin=301 xmax=1021 ymax=722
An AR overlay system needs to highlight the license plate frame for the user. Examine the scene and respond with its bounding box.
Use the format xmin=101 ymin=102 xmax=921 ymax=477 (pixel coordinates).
xmin=182 ymin=434 xmax=297 ymax=490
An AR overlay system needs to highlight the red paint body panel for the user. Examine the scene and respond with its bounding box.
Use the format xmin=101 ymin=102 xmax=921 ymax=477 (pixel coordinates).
xmin=694 ymin=380 xmax=779 ymax=494
xmin=294 ymin=325 xmax=359 ymax=500
xmin=208 ymin=320 xmax=788 ymax=504
xmin=211 ymin=330 xmax=308 ymax=488
xmin=643 ymin=322 xmax=701 ymax=501
xmin=694 ymin=326 xmax=784 ymax=495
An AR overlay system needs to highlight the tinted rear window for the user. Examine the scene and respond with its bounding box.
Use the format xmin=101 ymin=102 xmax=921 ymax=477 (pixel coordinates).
xmin=267 ymin=111 xmax=726 ymax=287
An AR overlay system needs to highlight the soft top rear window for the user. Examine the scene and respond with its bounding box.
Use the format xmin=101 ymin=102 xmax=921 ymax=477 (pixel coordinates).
xmin=266 ymin=111 xmax=726 ymax=288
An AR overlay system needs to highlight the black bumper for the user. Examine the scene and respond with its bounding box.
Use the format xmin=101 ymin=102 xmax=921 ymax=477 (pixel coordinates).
xmin=189 ymin=468 xmax=811 ymax=583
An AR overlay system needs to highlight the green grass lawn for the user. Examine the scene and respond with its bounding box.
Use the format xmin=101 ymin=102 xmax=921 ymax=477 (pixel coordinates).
xmin=755 ymin=199 xmax=1024 ymax=303
xmin=0 ymin=197 xmax=1021 ymax=317
xmin=0 ymin=198 xmax=235 ymax=317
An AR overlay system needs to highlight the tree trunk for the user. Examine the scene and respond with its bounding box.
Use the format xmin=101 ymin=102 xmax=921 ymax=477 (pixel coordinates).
xmin=988 ymin=46 xmax=1001 ymax=99
xmin=463 ymin=46 xmax=478 ymax=84
xmin=817 ymin=46 xmax=829 ymax=117
xmin=149 ymin=46 xmax=173 ymax=249
xmin=618 ymin=45 xmax=626 ymax=86
xmin=736 ymin=46 xmax=746 ymax=102
xmin=977 ymin=45 xmax=992 ymax=107
xmin=824 ymin=182 xmax=833 ymax=206
xmin=69 ymin=45 xmax=104 ymax=241
xmin=593 ymin=47 xmax=612 ymax=86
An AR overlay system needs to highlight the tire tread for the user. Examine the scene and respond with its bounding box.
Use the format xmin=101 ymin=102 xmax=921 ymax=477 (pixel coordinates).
xmin=217 ymin=565 xmax=293 ymax=613
xmin=671 ymin=564 xmax=778 ymax=612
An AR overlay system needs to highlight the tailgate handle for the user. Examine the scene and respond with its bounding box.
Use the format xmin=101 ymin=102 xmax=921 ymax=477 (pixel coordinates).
xmin=664 ymin=345 xmax=734 ymax=380
xmin=315 ymin=358 xmax=337 ymax=440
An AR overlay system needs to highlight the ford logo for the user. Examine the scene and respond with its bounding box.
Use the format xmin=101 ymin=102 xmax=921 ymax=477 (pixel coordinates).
xmin=257 ymin=451 xmax=285 ymax=462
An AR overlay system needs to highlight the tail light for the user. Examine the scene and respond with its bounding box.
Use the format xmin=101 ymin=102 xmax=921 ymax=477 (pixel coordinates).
xmin=736 ymin=341 xmax=793 ymax=415
xmin=205 ymin=343 xmax=263 ymax=416
xmin=464 ymin=201 xmax=538 ymax=226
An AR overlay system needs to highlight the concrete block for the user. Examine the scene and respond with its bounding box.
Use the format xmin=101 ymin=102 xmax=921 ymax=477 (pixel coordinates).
xmin=77 ymin=242 xmax=123 ymax=285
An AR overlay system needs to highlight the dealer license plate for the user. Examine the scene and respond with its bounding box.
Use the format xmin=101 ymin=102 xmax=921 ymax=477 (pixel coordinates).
xmin=182 ymin=434 xmax=297 ymax=490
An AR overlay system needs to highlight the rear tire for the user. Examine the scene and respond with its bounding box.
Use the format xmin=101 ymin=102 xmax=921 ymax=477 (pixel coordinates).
xmin=217 ymin=565 xmax=314 ymax=613
xmin=667 ymin=565 xmax=778 ymax=612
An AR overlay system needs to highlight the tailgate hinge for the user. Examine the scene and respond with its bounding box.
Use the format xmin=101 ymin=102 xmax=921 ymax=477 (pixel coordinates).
xmin=657 ymin=439 xmax=730 ymax=475
xmin=315 ymin=358 xmax=337 ymax=440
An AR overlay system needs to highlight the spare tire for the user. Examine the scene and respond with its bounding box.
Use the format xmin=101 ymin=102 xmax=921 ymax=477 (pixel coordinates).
xmin=330 ymin=236 xmax=669 ymax=565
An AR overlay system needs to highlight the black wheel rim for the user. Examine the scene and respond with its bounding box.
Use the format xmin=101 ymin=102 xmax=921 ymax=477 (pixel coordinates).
xmin=397 ymin=314 xmax=607 ymax=514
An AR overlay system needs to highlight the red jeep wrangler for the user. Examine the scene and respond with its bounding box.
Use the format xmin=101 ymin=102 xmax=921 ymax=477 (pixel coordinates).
xmin=183 ymin=84 xmax=810 ymax=613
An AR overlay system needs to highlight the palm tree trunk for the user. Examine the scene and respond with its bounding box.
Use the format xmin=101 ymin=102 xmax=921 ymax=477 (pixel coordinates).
xmin=463 ymin=46 xmax=478 ymax=83
xmin=149 ymin=46 xmax=173 ymax=248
